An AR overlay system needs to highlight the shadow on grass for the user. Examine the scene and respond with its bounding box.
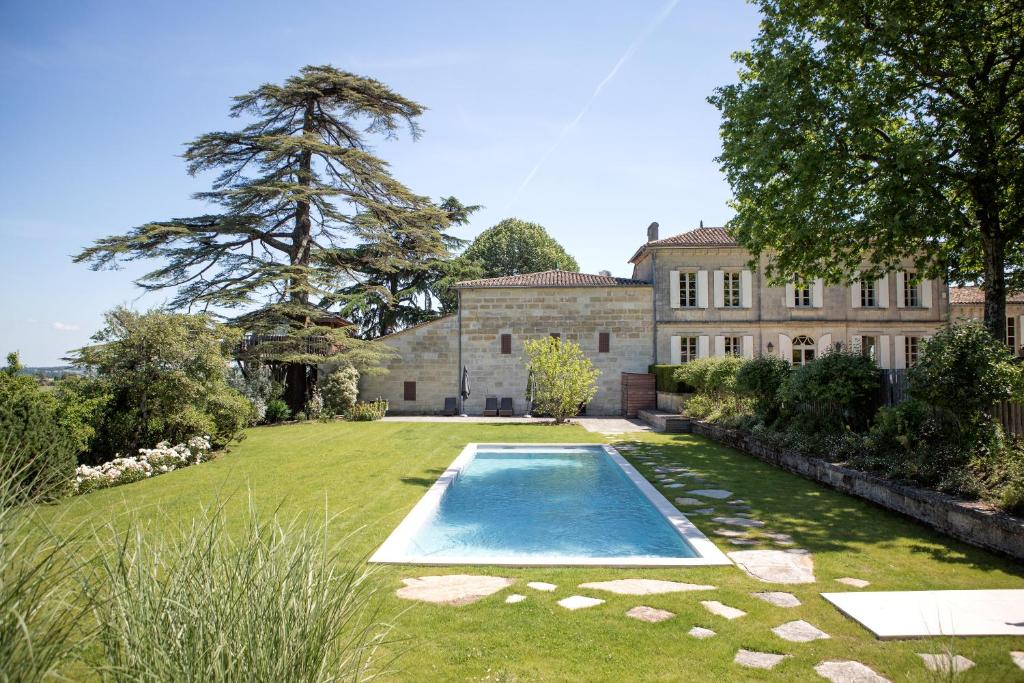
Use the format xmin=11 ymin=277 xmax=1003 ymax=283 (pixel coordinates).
xmin=400 ymin=468 xmax=446 ymax=488
xmin=636 ymin=433 xmax=1024 ymax=578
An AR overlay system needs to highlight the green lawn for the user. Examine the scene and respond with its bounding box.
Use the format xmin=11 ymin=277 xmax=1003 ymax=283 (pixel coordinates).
xmin=50 ymin=421 xmax=1024 ymax=681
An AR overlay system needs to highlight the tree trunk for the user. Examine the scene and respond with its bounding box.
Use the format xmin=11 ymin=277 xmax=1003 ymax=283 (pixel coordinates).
xmin=284 ymin=363 xmax=308 ymax=414
xmin=981 ymin=234 xmax=1007 ymax=342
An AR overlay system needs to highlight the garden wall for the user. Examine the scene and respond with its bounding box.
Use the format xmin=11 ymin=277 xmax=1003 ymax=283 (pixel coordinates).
xmin=690 ymin=421 xmax=1024 ymax=561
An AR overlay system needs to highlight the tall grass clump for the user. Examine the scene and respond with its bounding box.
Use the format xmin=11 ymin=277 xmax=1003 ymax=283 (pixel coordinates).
xmin=86 ymin=505 xmax=393 ymax=682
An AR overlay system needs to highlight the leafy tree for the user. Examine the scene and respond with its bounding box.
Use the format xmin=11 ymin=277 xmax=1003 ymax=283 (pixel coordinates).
xmin=320 ymin=366 xmax=360 ymax=416
xmin=69 ymin=308 xmax=253 ymax=460
xmin=460 ymin=218 xmax=579 ymax=278
xmin=75 ymin=65 xmax=446 ymax=408
xmin=523 ymin=337 xmax=599 ymax=424
xmin=710 ymin=1 xmax=1024 ymax=339
xmin=332 ymin=196 xmax=480 ymax=337
xmin=736 ymin=355 xmax=791 ymax=424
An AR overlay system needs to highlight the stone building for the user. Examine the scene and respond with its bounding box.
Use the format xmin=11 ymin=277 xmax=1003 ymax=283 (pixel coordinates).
xmin=950 ymin=286 xmax=1024 ymax=357
xmin=360 ymin=224 xmax=958 ymax=415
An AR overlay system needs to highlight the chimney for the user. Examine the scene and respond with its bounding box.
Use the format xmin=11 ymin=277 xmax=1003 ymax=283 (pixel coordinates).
xmin=647 ymin=221 xmax=659 ymax=242
xmin=599 ymin=269 xmax=612 ymax=277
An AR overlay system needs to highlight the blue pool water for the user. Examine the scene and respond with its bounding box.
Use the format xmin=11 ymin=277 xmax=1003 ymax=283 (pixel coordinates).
xmin=400 ymin=446 xmax=697 ymax=560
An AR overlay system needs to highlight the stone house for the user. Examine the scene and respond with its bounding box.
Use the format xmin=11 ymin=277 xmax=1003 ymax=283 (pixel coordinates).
xmin=950 ymin=286 xmax=1024 ymax=357
xmin=360 ymin=224 xmax=955 ymax=415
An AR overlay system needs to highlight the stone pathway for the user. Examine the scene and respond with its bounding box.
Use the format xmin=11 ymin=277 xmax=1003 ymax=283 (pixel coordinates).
xmin=688 ymin=626 xmax=717 ymax=639
xmin=814 ymin=660 xmax=891 ymax=683
xmin=527 ymin=581 xmax=557 ymax=592
xmin=713 ymin=528 xmax=748 ymax=538
xmin=396 ymin=575 xmax=513 ymax=605
xmin=505 ymin=594 xmax=526 ymax=604
xmin=557 ymin=595 xmax=605 ymax=610
xmin=689 ymin=488 xmax=733 ymax=499
xmin=772 ymin=619 xmax=831 ymax=642
xmin=701 ymin=600 xmax=747 ymax=620
xmin=836 ymin=577 xmax=871 ymax=588
xmin=688 ymin=507 xmax=716 ymax=515
xmin=1012 ymin=651 xmax=1024 ymax=670
xmin=728 ymin=549 xmax=816 ymax=584
xmin=917 ymin=653 xmax=975 ymax=673
xmin=578 ymin=579 xmax=716 ymax=595
xmin=713 ymin=516 xmax=765 ymax=528
xmin=734 ymin=649 xmax=789 ymax=670
xmin=625 ymin=606 xmax=675 ymax=623
xmin=729 ymin=539 xmax=758 ymax=546
xmin=752 ymin=591 xmax=801 ymax=608
xmin=674 ymin=497 xmax=703 ymax=506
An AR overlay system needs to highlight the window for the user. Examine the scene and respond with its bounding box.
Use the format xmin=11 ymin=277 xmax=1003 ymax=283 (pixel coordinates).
xmin=403 ymin=381 xmax=416 ymax=401
xmin=723 ymin=336 xmax=741 ymax=357
xmin=549 ymin=332 xmax=560 ymax=340
xmin=794 ymin=284 xmax=812 ymax=307
xmin=860 ymin=278 xmax=876 ymax=307
xmin=500 ymin=333 xmax=511 ymax=354
xmin=679 ymin=272 xmax=698 ymax=307
xmin=860 ymin=335 xmax=877 ymax=361
xmin=903 ymin=272 xmax=920 ymax=307
xmin=722 ymin=272 xmax=741 ymax=307
xmin=905 ymin=336 xmax=921 ymax=367
xmin=598 ymin=332 xmax=610 ymax=353
xmin=679 ymin=336 xmax=698 ymax=362
xmin=1008 ymin=317 xmax=1017 ymax=355
xmin=792 ymin=335 xmax=815 ymax=365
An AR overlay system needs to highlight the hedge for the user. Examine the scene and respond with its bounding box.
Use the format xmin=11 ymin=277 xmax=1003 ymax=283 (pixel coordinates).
xmin=648 ymin=365 xmax=696 ymax=394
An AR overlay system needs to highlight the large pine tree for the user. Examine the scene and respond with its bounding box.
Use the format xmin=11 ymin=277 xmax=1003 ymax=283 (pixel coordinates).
xmin=76 ymin=65 xmax=450 ymax=409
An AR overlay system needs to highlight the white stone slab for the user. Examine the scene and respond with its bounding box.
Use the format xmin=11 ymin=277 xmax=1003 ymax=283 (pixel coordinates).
xmin=505 ymin=594 xmax=526 ymax=604
xmin=578 ymin=579 xmax=716 ymax=595
xmin=713 ymin=529 xmax=748 ymax=538
xmin=729 ymin=549 xmax=816 ymax=584
xmin=396 ymin=575 xmax=513 ymax=605
xmin=674 ymin=497 xmax=703 ymax=506
xmin=836 ymin=577 xmax=870 ymax=588
xmin=753 ymin=591 xmax=801 ymax=608
xmin=688 ymin=626 xmax=717 ymax=639
xmin=822 ymin=589 xmax=1024 ymax=639
xmin=814 ymin=660 xmax=891 ymax=683
xmin=713 ymin=516 xmax=765 ymax=528
xmin=557 ymin=595 xmax=605 ymax=610
xmin=772 ymin=619 xmax=831 ymax=642
xmin=689 ymin=489 xmax=733 ymax=499
xmin=527 ymin=581 xmax=557 ymax=592
xmin=734 ymin=649 xmax=788 ymax=670
xmin=702 ymin=600 xmax=746 ymax=620
xmin=1011 ymin=651 xmax=1024 ymax=670
xmin=626 ymin=605 xmax=675 ymax=623
xmin=917 ymin=653 xmax=975 ymax=673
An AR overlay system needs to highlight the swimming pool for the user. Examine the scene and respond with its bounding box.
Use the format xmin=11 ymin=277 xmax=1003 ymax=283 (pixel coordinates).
xmin=371 ymin=444 xmax=731 ymax=566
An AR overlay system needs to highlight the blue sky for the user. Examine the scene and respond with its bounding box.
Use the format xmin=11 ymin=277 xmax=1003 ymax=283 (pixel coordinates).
xmin=0 ymin=0 xmax=761 ymax=365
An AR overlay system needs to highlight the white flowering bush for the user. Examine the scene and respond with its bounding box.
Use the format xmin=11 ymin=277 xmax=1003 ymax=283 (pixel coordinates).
xmin=75 ymin=436 xmax=212 ymax=495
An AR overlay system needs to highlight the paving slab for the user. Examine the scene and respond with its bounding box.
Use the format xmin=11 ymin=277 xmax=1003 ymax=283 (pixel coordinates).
xmin=822 ymin=589 xmax=1024 ymax=638
xmin=579 ymin=579 xmax=716 ymax=595
xmin=557 ymin=595 xmax=605 ymax=610
xmin=729 ymin=539 xmax=759 ymax=546
xmin=917 ymin=653 xmax=975 ymax=673
xmin=701 ymin=600 xmax=747 ymax=620
xmin=689 ymin=489 xmax=733 ymax=499
xmin=734 ymin=649 xmax=789 ymax=670
xmin=505 ymin=594 xmax=526 ymax=604
xmin=674 ymin=497 xmax=703 ymax=506
xmin=688 ymin=626 xmax=717 ymax=639
xmin=836 ymin=577 xmax=871 ymax=588
xmin=814 ymin=660 xmax=891 ymax=683
xmin=752 ymin=591 xmax=801 ymax=608
xmin=713 ymin=528 xmax=748 ymax=538
xmin=729 ymin=549 xmax=816 ymax=584
xmin=689 ymin=507 xmax=716 ymax=515
xmin=772 ymin=619 xmax=831 ymax=642
xmin=396 ymin=575 xmax=513 ymax=605
xmin=713 ymin=516 xmax=765 ymax=528
xmin=625 ymin=605 xmax=675 ymax=623
xmin=527 ymin=581 xmax=557 ymax=592
xmin=1011 ymin=651 xmax=1024 ymax=670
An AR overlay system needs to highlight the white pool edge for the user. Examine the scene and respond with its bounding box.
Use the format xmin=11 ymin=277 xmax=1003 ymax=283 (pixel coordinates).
xmin=369 ymin=443 xmax=733 ymax=567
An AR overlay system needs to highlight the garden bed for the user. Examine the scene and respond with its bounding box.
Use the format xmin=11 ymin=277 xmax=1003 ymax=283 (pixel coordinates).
xmin=691 ymin=420 xmax=1024 ymax=561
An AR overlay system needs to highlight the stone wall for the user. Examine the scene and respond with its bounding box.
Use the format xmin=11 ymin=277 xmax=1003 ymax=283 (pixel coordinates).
xmin=689 ymin=421 xmax=1024 ymax=561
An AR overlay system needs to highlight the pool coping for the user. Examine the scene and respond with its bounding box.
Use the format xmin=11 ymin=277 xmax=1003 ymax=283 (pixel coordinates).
xmin=369 ymin=443 xmax=733 ymax=567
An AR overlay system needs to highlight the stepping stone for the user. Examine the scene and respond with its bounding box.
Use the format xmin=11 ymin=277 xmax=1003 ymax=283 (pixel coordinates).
xmin=729 ymin=539 xmax=758 ymax=546
xmin=505 ymin=594 xmax=526 ymax=604
xmin=734 ymin=649 xmax=788 ymax=670
xmin=674 ymin=497 xmax=703 ymax=506
xmin=688 ymin=626 xmax=717 ymax=639
xmin=557 ymin=595 xmax=604 ymax=611
xmin=689 ymin=489 xmax=733 ymax=499
xmin=713 ymin=516 xmax=765 ymax=528
xmin=752 ymin=591 xmax=801 ymax=608
xmin=772 ymin=619 xmax=831 ymax=642
xmin=625 ymin=606 xmax=675 ymax=623
xmin=396 ymin=575 xmax=513 ymax=605
xmin=836 ymin=577 xmax=870 ymax=588
xmin=701 ymin=600 xmax=746 ymax=620
xmin=917 ymin=653 xmax=975 ymax=673
xmin=689 ymin=507 xmax=716 ymax=515
xmin=728 ymin=549 xmax=816 ymax=584
xmin=727 ymin=499 xmax=748 ymax=505
xmin=579 ymin=579 xmax=715 ymax=595
xmin=814 ymin=660 xmax=891 ymax=683
xmin=664 ymin=483 xmax=684 ymax=488
xmin=713 ymin=529 xmax=748 ymax=538
xmin=527 ymin=581 xmax=557 ymax=592
xmin=762 ymin=532 xmax=795 ymax=545
xmin=1012 ymin=651 xmax=1024 ymax=670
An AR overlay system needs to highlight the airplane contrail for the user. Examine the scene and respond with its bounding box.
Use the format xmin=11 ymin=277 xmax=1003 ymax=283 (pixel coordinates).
xmin=505 ymin=0 xmax=681 ymax=210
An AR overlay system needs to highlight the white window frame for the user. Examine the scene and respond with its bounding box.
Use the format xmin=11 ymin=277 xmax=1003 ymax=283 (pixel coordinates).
xmin=903 ymin=272 xmax=921 ymax=308
xmin=793 ymin=283 xmax=812 ymax=307
xmin=1007 ymin=316 xmax=1017 ymax=354
xmin=860 ymin=278 xmax=876 ymax=307
xmin=680 ymin=336 xmax=698 ymax=362
xmin=722 ymin=272 xmax=741 ymax=308
xmin=792 ymin=335 xmax=816 ymax=366
xmin=723 ymin=335 xmax=741 ymax=357
xmin=679 ymin=272 xmax=698 ymax=308
xmin=905 ymin=335 xmax=921 ymax=367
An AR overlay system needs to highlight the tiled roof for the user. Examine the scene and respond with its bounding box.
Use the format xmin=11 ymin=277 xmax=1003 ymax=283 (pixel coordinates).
xmin=455 ymin=270 xmax=649 ymax=289
xmin=950 ymin=286 xmax=1024 ymax=305
xmin=629 ymin=227 xmax=738 ymax=262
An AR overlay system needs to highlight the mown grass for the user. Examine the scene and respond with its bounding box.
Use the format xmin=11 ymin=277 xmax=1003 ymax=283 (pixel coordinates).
xmin=44 ymin=421 xmax=1024 ymax=681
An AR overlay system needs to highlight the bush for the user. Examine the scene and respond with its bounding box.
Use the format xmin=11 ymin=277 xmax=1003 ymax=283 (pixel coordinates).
xmin=647 ymin=365 xmax=696 ymax=393
xmin=228 ymin=364 xmax=283 ymax=425
xmin=524 ymin=337 xmax=600 ymax=424
xmin=306 ymin=387 xmax=325 ymax=421
xmin=51 ymin=375 xmax=111 ymax=460
xmin=348 ymin=399 xmax=388 ymax=421
xmin=673 ymin=357 xmax=751 ymax=424
xmin=778 ymin=350 xmax=880 ymax=433
xmin=735 ymin=355 xmax=790 ymax=424
xmin=321 ymin=366 xmax=359 ymax=416
xmin=265 ymin=399 xmax=291 ymax=424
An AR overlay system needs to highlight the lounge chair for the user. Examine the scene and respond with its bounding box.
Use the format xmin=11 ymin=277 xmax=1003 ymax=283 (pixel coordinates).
xmin=442 ymin=397 xmax=457 ymax=416
xmin=483 ymin=397 xmax=498 ymax=417
xmin=499 ymin=397 xmax=514 ymax=417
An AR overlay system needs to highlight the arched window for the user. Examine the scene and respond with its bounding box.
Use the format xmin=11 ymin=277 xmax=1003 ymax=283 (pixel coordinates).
xmin=792 ymin=335 xmax=815 ymax=365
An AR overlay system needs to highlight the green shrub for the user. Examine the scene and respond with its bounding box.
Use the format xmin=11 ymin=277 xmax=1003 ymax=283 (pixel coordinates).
xmin=673 ymin=357 xmax=750 ymax=424
xmin=647 ymin=365 xmax=696 ymax=393
xmin=265 ymin=399 xmax=291 ymax=423
xmin=779 ymin=350 xmax=880 ymax=433
xmin=51 ymin=375 xmax=111 ymax=460
xmin=735 ymin=355 xmax=790 ymax=424
xmin=524 ymin=337 xmax=600 ymax=424
xmin=348 ymin=399 xmax=388 ymax=421
xmin=321 ymin=366 xmax=359 ymax=416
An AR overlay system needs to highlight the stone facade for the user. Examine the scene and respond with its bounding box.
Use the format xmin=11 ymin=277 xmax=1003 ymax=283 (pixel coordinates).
xmin=950 ymin=287 xmax=1024 ymax=357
